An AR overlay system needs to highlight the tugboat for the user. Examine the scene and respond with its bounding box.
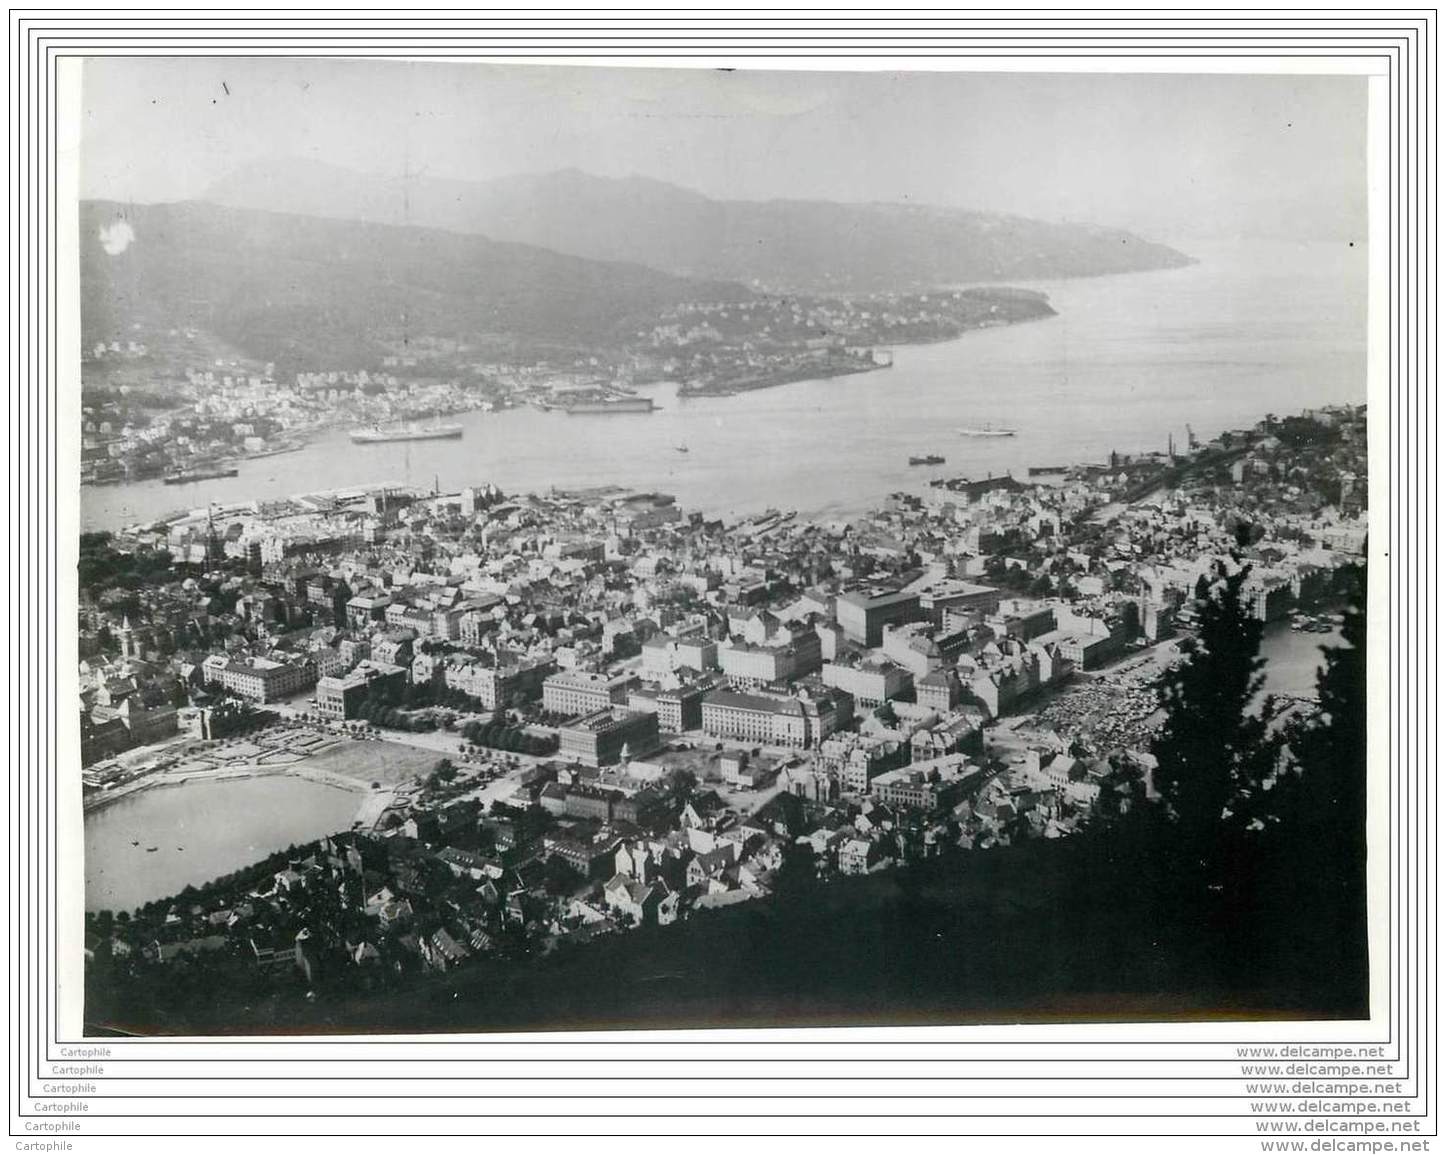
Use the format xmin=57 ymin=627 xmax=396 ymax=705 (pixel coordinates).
xmin=908 ymin=454 xmax=946 ymax=466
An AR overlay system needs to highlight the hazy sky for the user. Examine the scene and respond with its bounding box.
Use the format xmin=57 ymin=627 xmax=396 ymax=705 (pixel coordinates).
xmin=80 ymin=58 xmax=1368 ymax=243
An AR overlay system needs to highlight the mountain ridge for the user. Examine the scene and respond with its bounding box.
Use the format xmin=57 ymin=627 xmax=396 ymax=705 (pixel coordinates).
xmin=199 ymin=159 xmax=1194 ymax=293
xmin=80 ymin=197 xmax=755 ymax=373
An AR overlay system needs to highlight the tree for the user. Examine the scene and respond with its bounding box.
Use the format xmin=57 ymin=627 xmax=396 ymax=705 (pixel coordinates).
xmin=1093 ymin=757 xmax=1148 ymax=824
xmin=1288 ymin=580 xmax=1367 ymax=851
xmin=1272 ymin=575 xmax=1368 ymax=995
xmin=660 ymin=768 xmax=698 ymax=812
xmin=1151 ymin=562 xmax=1286 ymax=883
xmin=774 ymin=840 xmax=821 ymax=903
xmin=542 ymin=854 xmax=582 ymax=897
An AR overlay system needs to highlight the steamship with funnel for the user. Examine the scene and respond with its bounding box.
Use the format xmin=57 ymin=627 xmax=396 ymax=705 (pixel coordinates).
xmin=350 ymin=422 xmax=464 ymax=444
xmin=957 ymin=423 xmax=1017 ymax=438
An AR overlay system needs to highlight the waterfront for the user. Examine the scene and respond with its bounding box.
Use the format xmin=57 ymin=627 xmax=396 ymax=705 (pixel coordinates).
xmin=81 ymin=620 xmax=1338 ymax=917
xmin=80 ymin=240 xmax=1365 ymax=533
xmin=84 ymin=773 xmax=365 ymax=914
xmin=1260 ymin=619 xmax=1343 ymax=700
xmin=78 ymin=237 xmax=1360 ymax=915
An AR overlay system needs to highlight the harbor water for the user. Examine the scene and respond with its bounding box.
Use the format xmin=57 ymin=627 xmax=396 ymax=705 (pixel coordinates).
xmin=85 ymin=774 xmax=365 ymax=914
xmin=83 ymin=623 xmax=1342 ymax=914
xmin=80 ymin=240 xmax=1366 ymax=532
xmin=80 ymin=238 xmax=1364 ymax=913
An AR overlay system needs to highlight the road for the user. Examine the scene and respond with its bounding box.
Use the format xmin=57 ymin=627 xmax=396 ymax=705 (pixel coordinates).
xmin=271 ymin=694 xmax=797 ymax=818
xmin=266 ymin=695 xmax=550 ymax=804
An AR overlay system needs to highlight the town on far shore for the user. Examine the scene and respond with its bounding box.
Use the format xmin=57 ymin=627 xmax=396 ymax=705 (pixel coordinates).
xmin=79 ymin=285 xmax=1050 ymax=488
xmin=80 ymin=403 xmax=1366 ymax=1003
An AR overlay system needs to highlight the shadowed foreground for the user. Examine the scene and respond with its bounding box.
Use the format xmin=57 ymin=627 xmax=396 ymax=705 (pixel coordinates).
xmin=87 ymin=831 xmax=1367 ymax=1036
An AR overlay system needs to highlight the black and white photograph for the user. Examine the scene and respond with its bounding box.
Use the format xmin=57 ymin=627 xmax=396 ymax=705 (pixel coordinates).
xmin=74 ymin=57 xmax=1372 ymax=1036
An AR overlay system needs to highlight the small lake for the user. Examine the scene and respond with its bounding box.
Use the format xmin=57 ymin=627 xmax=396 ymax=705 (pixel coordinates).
xmin=1259 ymin=619 xmax=1341 ymax=700
xmin=84 ymin=773 xmax=365 ymax=914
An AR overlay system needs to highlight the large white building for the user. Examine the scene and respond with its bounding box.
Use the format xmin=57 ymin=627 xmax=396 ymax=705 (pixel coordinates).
xmin=699 ymin=687 xmax=843 ymax=749
xmin=202 ymin=654 xmax=316 ymax=703
xmin=641 ymin=634 xmax=719 ymax=677
xmin=543 ymin=669 xmax=638 ymax=717
xmin=835 ymin=588 xmax=924 ymax=646
xmin=315 ymin=660 xmax=407 ymax=720
xmin=820 ymin=659 xmax=913 ymax=707
xmin=717 ymin=614 xmax=821 ymax=686
xmin=441 ymin=655 xmax=557 ymax=710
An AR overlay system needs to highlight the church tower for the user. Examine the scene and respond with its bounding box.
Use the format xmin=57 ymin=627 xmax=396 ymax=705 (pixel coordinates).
xmin=118 ymin=615 xmax=137 ymax=659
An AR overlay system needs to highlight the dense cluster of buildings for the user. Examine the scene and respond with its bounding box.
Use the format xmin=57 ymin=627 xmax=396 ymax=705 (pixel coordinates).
xmin=82 ymin=405 xmax=1368 ymax=989
xmin=82 ymin=285 xmax=1058 ymax=487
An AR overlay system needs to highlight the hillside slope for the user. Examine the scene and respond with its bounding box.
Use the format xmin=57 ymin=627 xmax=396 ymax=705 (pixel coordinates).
xmin=203 ymin=160 xmax=1194 ymax=294
xmin=80 ymin=198 xmax=753 ymax=371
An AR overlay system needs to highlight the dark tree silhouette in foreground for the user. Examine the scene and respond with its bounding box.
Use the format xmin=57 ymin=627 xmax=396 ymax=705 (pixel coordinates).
xmin=1127 ymin=560 xmax=1369 ymax=1013
xmin=1269 ymin=572 xmax=1369 ymax=1009
xmin=1151 ymin=563 xmax=1286 ymax=885
xmin=1286 ymin=575 xmax=1367 ymax=877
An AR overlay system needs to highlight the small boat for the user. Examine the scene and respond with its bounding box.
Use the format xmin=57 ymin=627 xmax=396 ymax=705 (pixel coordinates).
xmin=958 ymin=424 xmax=1017 ymax=438
xmin=146 ymin=846 xmax=159 ymax=853
xmin=130 ymin=839 xmax=139 ymax=846
xmin=675 ymin=445 xmax=689 ymax=454
xmin=909 ymin=454 xmax=946 ymax=466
